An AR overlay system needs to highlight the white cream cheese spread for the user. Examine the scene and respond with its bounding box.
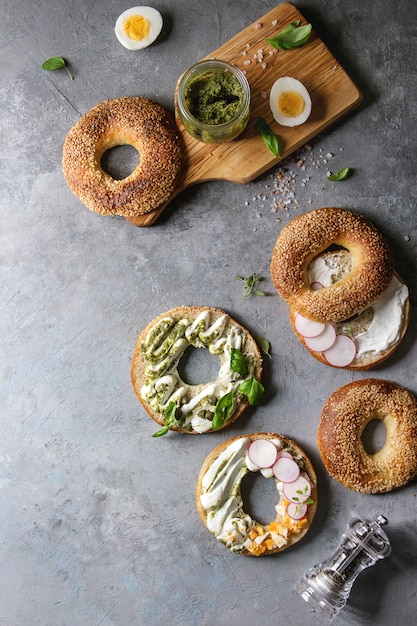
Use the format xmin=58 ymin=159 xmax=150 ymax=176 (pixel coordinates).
xmin=140 ymin=310 xmax=259 ymax=433
xmin=308 ymin=252 xmax=408 ymax=357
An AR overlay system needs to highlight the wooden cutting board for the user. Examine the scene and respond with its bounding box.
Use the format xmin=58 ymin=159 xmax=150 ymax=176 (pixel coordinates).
xmin=126 ymin=2 xmax=362 ymax=227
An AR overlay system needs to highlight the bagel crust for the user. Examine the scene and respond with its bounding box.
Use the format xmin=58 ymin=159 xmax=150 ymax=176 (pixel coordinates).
xmin=196 ymin=433 xmax=318 ymax=555
xmin=270 ymin=208 xmax=394 ymax=322
xmin=62 ymin=97 xmax=183 ymax=217
xmin=317 ymin=379 xmax=417 ymax=493
xmin=131 ymin=306 xmax=263 ymax=434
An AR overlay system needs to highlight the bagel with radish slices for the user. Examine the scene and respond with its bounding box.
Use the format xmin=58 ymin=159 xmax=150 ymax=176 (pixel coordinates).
xmin=270 ymin=208 xmax=394 ymax=323
xmin=317 ymin=379 xmax=417 ymax=493
xmin=196 ymin=433 xmax=318 ymax=555
xmin=289 ymin=250 xmax=410 ymax=370
xmin=131 ymin=306 xmax=263 ymax=435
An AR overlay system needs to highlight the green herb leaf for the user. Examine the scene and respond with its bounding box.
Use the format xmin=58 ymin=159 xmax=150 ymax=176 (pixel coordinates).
xmin=152 ymin=425 xmax=170 ymax=438
xmin=212 ymin=391 xmax=235 ymax=430
xmin=238 ymin=377 xmax=264 ymax=406
xmin=236 ymin=273 xmax=266 ymax=299
xmin=152 ymin=400 xmax=178 ymax=437
xmin=256 ymin=336 xmax=271 ymax=358
xmin=305 ymin=497 xmax=315 ymax=505
xmin=327 ymin=167 xmax=351 ymax=181
xmin=230 ymin=348 xmax=249 ymax=377
xmin=42 ymin=56 xmax=74 ymax=80
xmin=255 ymin=117 xmax=281 ymax=157
xmin=266 ymin=21 xmax=312 ymax=51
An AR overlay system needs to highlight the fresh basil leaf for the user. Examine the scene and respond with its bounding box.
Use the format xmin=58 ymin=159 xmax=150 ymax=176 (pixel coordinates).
xmin=212 ymin=391 xmax=235 ymax=430
xmin=152 ymin=425 xmax=170 ymax=438
xmin=266 ymin=22 xmax=312 ymax=51
xmin=152 ymin=400 xmax=177 ymax=437
xmin=255 ymin=117 xmax=281 ymax=157
xmin=327 ymin=167 xmax=351 ymax=181
xmin=238 ymin=377 xmax=264 ymax=406
xmin=42 ymin=56 xmax=74 ymax=79
xmin=230 ymin=348 xmax=249 ymax=377
xmin=257 ymin=336 xmax=271 ymax=358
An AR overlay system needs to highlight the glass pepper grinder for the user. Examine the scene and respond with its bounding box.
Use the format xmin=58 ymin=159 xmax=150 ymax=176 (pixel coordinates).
xmin=295 ymin=515 xmax=391 ymax=620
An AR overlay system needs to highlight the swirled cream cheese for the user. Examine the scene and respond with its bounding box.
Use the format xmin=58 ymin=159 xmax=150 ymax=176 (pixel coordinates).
xmin=140 ymin=310 xmax=258 ymax=433
xmin=308 ymin=252 xmax=408 ymax=357
xmin=199 ymin=437 xmax=311 ymax=555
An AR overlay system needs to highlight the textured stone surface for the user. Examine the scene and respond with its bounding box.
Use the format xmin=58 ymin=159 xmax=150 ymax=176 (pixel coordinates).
xmin=1 ymin=1 xmax=416 ymax=625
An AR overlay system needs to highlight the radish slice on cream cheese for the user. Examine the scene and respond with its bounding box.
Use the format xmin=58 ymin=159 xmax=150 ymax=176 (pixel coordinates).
xmin=287 ymin=502 xmax=308 ymax=520
xmin=275 ymin=449 xmax=293 ymax=461
xmin=310 ymin=281 xmax=323 ymax=291
xmin=248 ymin=439 xmax=278 ymax=468
xmin=304 ymin=323 xmax=336 ymax=352
xmin=282 ymin=475 xmax=312 ymax=503
xmin=272 ymin=457 xmax=300 ymax=483
xmin=324 ymin=334 xmax=357 ymax=367
xmin=294 ymin=313 xmax=325 ymax=338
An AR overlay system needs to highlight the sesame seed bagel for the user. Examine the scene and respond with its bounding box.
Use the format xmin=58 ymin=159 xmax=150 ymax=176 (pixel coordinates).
xmin=270 ymin=208 xmax=394 ymax=323
xmin=131 ymin=306 xmax=263 ymax=435
xmin=288 ymin=249 xmax=410 ymax=370
xmin=196 ymin=433 xmax=318 ymax=555
xmin=317 ymin=379 xmax=417 ymax=493
xmin=62 ymin=96 xmax=183 ymax=217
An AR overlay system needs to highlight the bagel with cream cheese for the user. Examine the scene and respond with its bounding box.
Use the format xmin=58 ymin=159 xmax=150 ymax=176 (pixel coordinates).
xmin=62 ymin=96 xmax=183 ymax=218
xmin=196 ymin=433 xmax=318 ymax=555
xmin=289 ymin=250 xmax=409 ymax=370
xmin=317 ymin=379 xmax=417 ymax=493
xmin=131 ymin=306 xmax=263 ymax=435
xmin=270 ymin=207 xmax=394 ymax=323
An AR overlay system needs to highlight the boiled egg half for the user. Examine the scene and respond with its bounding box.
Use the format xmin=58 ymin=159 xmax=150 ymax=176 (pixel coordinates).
xmin=115 ymin=6 xmax=163 ymax=50
xmin=269 ymin=77 xmax=311 ymax=127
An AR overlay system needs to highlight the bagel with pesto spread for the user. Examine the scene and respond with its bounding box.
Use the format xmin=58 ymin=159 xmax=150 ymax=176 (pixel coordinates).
xmin=131 ymin=306 xmax=264 ymax=435
xmin=196 ymin=433 xmax=318 ymax=555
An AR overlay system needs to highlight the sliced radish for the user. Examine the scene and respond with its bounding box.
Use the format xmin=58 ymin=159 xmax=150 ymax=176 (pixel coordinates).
xmin=294 ymin=313 xmax=325 ymax=338
xmin=310 ymin=281 xmax=323 ymax=291
xmin=272 ymin=457 xmax=300 ymax=483
xmin=248 ymin=439 xmax=278 ymax=469
xmin=282 ymin=475 xmax=312 ymax=503
xmin=276 ymin=449 xmax=293 ymax=461
xmin=287 ymin=502 xmax=308 ymax=520
xmin=324 ymin=334 xmax=357 ymax=367
xmin=304 ymin=323 xmax=336 ymax=352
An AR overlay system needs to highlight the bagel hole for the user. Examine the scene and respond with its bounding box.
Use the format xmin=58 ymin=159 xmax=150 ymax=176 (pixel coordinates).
xmin=241 ymin=472 xmax=278 ymax=526
xmin=178 ymin=346 xmax=220 ymax=386
xmin=361 ymin=419 xmax=387 ymax=454
xmin=307 ymin=246 xmax=352 ymax=287
xmin=101 ymin=145 xmax=140 ymax=180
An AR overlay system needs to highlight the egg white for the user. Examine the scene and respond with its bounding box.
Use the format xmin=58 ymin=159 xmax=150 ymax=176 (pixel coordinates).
xmin=115 ymin=6 xmax=163 ymax=50
xmin=269 ymin=77 xmax=311 ymax=127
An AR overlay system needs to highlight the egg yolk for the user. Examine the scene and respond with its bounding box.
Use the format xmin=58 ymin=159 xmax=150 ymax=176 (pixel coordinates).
xmin=123 ymin=15 xmax=151 ymax=41
xmin=277 ymin=91 xmax=305 ymax=118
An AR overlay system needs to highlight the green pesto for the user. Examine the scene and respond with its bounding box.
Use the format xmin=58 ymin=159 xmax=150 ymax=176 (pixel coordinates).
xmin=184 ymin=70 xmax=245 ymax=125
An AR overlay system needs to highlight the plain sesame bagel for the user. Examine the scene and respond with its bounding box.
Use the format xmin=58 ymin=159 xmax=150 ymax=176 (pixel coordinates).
xmin=196 ymin=433 xmax=318 ymax=555
xmin=317 ymin=379 xmax=417 ymax=494
xmin=288 ymin=250 xmax=410 ymax=370
xmin=62 ymin=96 xmax=183 ymax=217
xmin=270 ymin=208 xmax=394 ymax=323
xmin=131 ymin=306 xmax=263 ymax=435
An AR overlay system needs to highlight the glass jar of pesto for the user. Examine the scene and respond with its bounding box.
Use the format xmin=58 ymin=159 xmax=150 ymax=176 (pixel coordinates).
xmin=176 ymin=59 xmax=250 ymax=144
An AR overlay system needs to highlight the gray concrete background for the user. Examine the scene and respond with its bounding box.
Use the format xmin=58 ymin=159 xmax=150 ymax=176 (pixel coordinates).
xmin=1 ymin=1 xmax=416 ymax=624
